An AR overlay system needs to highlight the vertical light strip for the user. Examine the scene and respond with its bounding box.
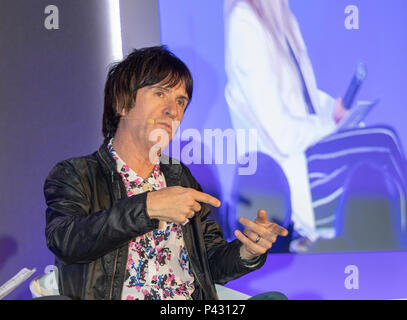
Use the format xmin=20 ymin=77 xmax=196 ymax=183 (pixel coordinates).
xmin=108 ymin=0 xmax=123 ymax=61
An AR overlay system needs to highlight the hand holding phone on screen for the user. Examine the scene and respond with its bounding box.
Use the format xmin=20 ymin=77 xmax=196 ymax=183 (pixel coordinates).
xmin=333 ymin=97 xmax=347 ymax=123
xmin=333 ymin=62 xmax=367 ymax=123
xmin=343 ymin=62 xmax=367 ymax=110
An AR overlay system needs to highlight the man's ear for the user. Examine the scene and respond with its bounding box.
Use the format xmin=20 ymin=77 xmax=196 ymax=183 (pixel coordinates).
xmin=115 ymin=96 xmax=126 ymax=117
xmin=117 ymin=107 xmax=126 ymax=117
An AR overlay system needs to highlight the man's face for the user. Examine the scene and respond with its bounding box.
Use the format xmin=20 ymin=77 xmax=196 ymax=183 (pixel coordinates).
xmin=118 ymin=80 xmax=189 ymax=153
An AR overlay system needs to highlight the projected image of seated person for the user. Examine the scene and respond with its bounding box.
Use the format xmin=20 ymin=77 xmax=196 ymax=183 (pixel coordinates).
xmin=224 ymin=0 xmax=407 ymax=252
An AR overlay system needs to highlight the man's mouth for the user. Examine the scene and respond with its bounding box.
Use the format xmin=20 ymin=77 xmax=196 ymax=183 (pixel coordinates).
xmin=156 ymin=122 xmax=171 ymax=129
xmin=154 ymin=121 xmax=174 ymax=133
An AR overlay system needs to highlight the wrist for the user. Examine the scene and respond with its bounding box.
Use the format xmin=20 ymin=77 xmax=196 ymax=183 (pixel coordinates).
xmin=145 ymin=192 xmax=157 ymax=219
xmin=239 ymin=245 xmax=258 ymax=261
xmin=241 ymin=255 xmax=261 ymax=265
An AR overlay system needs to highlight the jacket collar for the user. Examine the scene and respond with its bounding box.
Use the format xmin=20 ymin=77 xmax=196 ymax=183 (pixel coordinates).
xmin=97 ymin=139 xmax=118 ymax=174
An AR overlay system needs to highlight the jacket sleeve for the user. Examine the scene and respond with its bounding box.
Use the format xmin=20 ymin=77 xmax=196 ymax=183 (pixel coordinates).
xmin=181 ymin=164 xmax=267 ymax=285
xmin=44 ymin=160 xmax=158 ymax=265
xmin=201 ymin=216 xmax=267 ymax=285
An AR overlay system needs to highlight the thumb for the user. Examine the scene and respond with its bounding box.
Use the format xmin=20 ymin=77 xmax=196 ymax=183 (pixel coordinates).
xmin=256 ymin=209 xmax=268 ymax=223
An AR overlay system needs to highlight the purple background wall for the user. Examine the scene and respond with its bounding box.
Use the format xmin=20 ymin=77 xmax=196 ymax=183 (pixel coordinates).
xmin=226 ymin=250 xmax=407 ymax=300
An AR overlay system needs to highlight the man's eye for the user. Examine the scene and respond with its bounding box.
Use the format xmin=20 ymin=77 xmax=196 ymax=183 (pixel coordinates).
xmin=155 ymin=91 xmax=164 ymax=97
xmin=177 ymin=99 xmax=186 ymax=108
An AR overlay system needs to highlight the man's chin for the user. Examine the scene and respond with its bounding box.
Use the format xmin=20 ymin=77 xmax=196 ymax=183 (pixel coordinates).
xmin=148 ymin=138 xmax=171 ymax=161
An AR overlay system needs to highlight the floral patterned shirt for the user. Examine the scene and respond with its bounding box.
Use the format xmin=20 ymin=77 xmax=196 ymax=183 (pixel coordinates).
xmin=107 ymin=139 xmax=195 ymax=300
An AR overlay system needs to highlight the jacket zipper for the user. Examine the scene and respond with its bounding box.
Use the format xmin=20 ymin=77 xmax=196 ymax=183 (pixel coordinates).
xmin=182 ymin=225 xmax=206 ymax=298
xmin=108 ymin=249 xmax=119 ymax=300
xmin=97 ymin=150 xmax=122 ymax=300
xmin=109 ymin=170 xmax=122 ymax=300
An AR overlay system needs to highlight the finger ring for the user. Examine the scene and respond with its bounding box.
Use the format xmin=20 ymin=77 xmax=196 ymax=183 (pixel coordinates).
xmin=182 ymin=219 xmax=190 ymax=226
xmin=255 ymin=235 xmax=261 ymax=243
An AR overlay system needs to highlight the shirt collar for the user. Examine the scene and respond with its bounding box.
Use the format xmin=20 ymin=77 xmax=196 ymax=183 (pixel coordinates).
xmin=107 ymin=138 xmax=162 ymax=181
xmin=97 ymin=138 xmax=183 ymax=184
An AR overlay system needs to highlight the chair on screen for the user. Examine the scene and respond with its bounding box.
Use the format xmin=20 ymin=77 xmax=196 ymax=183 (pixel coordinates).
xmin=334 ymin=162 xmax=407 ymax=251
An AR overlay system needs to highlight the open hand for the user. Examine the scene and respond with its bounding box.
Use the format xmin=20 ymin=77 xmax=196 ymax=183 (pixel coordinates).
xmin=235 ymin=209 xmax=288 ymax=261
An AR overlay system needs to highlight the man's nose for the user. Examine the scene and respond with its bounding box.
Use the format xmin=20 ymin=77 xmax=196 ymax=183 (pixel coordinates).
xmin=163 ymin=99 xmax=178 ymax=119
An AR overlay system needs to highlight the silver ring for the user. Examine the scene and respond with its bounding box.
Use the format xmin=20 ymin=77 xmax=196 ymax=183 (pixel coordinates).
xmin=182 ymin=219 xmax=190 ymax=226
xmin=255 ymin=235 xmax=261 ymax=243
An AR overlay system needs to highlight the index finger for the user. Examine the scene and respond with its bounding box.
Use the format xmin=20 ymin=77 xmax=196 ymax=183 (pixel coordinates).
xmin=190 ymin=189 xmax=221 ymax=207
xmin=240 ymin=216 xmax=288 ymax=238
xmin=268 ymin=223 xmax=289 ymax=237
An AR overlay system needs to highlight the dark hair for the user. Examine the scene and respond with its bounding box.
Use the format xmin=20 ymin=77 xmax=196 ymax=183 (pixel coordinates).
xmin=102 ymin=46 xmax=193 ymax=141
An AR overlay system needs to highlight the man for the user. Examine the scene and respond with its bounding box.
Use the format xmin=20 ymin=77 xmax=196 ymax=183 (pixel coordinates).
xmin=44 ymin=46 xmax=288 ymax=300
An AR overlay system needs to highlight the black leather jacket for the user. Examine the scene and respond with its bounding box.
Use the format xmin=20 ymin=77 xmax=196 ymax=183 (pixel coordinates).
xmin=44 ymin=140 xmax=266 ymax=300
